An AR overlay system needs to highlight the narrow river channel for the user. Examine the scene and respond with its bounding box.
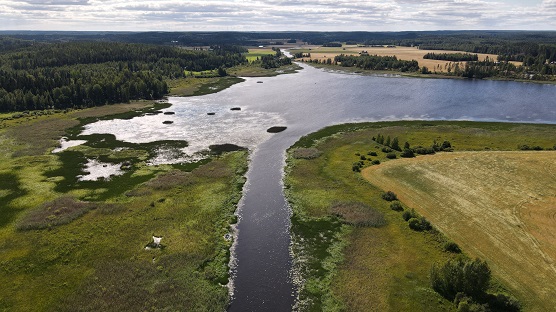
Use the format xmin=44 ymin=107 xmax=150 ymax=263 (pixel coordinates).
xmin=83 ymin=63 xmax=556 ymax=311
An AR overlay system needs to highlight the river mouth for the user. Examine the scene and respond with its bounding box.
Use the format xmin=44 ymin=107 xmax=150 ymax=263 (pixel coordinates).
xmin=77 ymin=63 xmax=556 ymax=311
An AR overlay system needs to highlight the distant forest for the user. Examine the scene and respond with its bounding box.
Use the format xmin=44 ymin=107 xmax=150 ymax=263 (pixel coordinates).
xmin=0 ymin=41 xmax=247 ymax=112
xmin=2 ymin=31 xmax=556 ymax=112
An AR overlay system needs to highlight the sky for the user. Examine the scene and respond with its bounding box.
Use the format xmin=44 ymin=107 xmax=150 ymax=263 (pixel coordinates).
xmin=0 ymin=0 xmax=554 ymax=32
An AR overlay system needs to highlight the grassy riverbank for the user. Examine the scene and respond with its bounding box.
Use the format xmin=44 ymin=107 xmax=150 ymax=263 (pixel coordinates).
xmin=0 ymin=102 xmax=248 ymax=311
xmin=285 ymin=120 xmax=556 ymax=311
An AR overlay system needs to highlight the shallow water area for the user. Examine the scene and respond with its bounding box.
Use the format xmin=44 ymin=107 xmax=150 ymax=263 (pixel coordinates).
xmin=52 ymin=137 xmax=87 ymax=153
xmin=78 ymin=159 xmax=124 ymax=181
xmin=82 ymin=95 xmax=285 ymax=161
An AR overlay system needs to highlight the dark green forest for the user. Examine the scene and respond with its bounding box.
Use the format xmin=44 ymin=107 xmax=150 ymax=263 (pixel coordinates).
xmin=0 ymin=41 xmax=247 ymax=112
xmin=423 ymin=52 xmax=479 ymax=62
xmin=332 ymin=54 xmax=419 ymax=72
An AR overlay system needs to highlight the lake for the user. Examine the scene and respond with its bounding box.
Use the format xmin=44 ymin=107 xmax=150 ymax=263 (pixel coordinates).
xmin=82 ymin=63 xmax=556 ymax=311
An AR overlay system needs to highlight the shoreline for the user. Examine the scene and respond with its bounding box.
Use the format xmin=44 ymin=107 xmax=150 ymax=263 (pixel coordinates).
xmin=300 ymin=62 xmax=556 ymax=85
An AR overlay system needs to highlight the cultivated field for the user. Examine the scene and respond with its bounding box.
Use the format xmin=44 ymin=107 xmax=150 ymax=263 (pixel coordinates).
xmin=363 ymin=151 xmax=556 ymax=311
xmin=293 ymin=45 xmax=521 ymax=72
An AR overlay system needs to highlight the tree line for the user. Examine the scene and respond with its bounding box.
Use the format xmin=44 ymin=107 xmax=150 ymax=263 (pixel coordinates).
xmin=423 ymin=52 xmax=478 ymax=62
xmin=256 ymin=48 xmax=292 ymax=69
xmin=334 ymin=54 xmax=419 ymax=72
xmin=0 ymin=41 xmax=248 ymax=112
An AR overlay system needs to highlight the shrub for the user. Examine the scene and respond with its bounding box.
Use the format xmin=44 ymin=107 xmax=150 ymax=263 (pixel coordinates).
xmin=402 ymin=208 xmax=417 ymax=221
xmin=331 ymin=202 xmax=387 ymax=227
xmin=381 ymin=147 xmax=393 ymax=153
xmin=368 ymin=151 xmax=378 ymax=156
xmin=400 ymin=148 xmax=415 ymax=158
xmin=390 ymin=201 xmax=404 ymax=211
xmin=441 ymin=140 xmax=452 ymax=150
xmin=408 ymin=217 xmax=432 ymax=231
xmin=391 ymin=137 xmax=401 ymax=151
xmin=414 ymin=146 xmax=436 ymax=155
xmin=352 ymin=162 xmax=362 ymax=172
xmin=430 ymin=258 xmax=491 ymax=300
xmin=360 ymin=155 xmax=367 ymax=160
xmin=485 ymin=293 xmax=521 ymax=312
xmin=381 ymin=191 xmax=397 ymax=201
xmin=444 ymin=241 xmax=462 ymax=253
xmin=372 ymin=160 xmax=380 ymax=165
xmin=386 ymin=152 xmax=397 ymax=159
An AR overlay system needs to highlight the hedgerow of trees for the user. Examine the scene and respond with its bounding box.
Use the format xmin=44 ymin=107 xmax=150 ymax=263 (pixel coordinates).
xmin=333 ymin=54 xmax=419 ymax=72
xmin=423 ymin=52 xmax=479 ymax=62
xmin=0 ymin=41 xmax=248 ymax=112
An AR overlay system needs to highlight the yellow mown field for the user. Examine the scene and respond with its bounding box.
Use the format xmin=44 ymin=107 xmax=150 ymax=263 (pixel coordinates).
xmin=362 ymin=151 xmax=556 ymax=311
xmin=296 ymin=45 xmax=521 ymax=72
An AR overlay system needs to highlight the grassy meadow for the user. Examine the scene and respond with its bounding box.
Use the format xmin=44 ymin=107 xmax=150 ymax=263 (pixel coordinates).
xmin=0 ymin=102 xmax=248 ymax=311
xmin=285 ymin=120 xmax=556 ymax=311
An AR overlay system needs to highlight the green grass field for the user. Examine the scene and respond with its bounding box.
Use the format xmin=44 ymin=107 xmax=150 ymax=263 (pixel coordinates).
xmin=285 ymin=120 xmax=556 ymax=311
xmin=244 ymin=48 xmax=276 ymax=63
xmin=0 ymin=103 xmax=248 ymax=311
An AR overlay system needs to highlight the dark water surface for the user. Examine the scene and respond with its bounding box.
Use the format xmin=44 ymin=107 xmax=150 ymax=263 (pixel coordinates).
xmin=84 ymin=63 xmax=556 ymax=311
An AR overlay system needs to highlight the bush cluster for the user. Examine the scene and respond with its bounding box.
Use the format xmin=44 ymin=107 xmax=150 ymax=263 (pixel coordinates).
xmin=518 ymin=144 xmax=544 ymax=151
xmin=381 ymin=191 xmax=398 ymax=201
xmin=390 ymin=201 xmax=404 ymax=211
xmin=408 ymin=217 xmax=432 ymax=231
xmin=443 ymin=241 xmax=462 ymax=253
xmin=431 ymin=258 xmax=491 ymax=300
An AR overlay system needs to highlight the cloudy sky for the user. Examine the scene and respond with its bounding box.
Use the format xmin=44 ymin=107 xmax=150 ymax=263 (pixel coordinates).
xmin=0 ymin=0 xmax=555 ymax=31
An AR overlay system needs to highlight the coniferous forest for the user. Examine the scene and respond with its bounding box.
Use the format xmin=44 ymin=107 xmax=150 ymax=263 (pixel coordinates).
xmin=0 ymin=41 xmax=247 ymax=112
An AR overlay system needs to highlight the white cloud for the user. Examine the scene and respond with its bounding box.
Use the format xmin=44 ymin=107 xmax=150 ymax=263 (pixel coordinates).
xmin=0 ymin=0 xmax=554 ymax=31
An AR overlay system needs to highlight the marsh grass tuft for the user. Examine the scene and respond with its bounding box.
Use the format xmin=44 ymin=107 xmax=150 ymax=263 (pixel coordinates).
xmin=330 ymin=202 xmax=386 ymax=227
xmin=17 ymin=196 xmax=95 ymax=231
xmin=292 ymin=148 xmax=323 ymax=159
xmin=144 ymin=170 xmax=194 ymax=191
